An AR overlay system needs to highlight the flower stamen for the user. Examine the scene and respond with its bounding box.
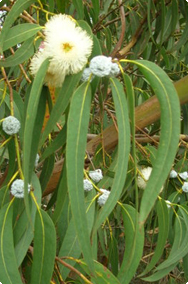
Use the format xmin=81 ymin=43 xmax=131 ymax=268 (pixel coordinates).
xmin=62 ymin=42 xmax=73 ymax=52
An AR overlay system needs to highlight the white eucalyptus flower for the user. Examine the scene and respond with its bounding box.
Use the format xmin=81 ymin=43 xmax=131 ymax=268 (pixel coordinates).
xmin=10 ymin=179 xmax=31 ymax=198
xmin=179 ymin=171 xmax=188 ymax=180
xmin=97 ymin=189 xmax=110 ymax=206
xmin=89 ymin=55 xmax=112 ymax=77
xmin=137 ymin=167 xmax=152 ymax=189
xmin=30 ymin=14 xmax=93 ymax=87
xmin=89 ymin=169 xmax=103 ymax=183
xmin=169 ymin=170 xmax=178 ymax=179
xmin=182 ymin=182 xmax=188 ymax=193
xmin=44 ymin=14 xmax=93 ymax=75
xmin=83 ymin=179 xmax=93 ymax=192
xmin=30 ymin=50 xmax=66 ymax=87
xmin=2 ymin=116 xmax=21 ymax=135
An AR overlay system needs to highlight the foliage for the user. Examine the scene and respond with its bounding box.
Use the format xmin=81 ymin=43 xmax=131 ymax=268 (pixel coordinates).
xmin=0 ymin=0 xmax=188 ymax=283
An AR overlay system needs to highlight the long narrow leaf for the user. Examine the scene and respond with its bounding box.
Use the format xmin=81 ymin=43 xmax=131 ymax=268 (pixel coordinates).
xmin=40 ymin=72 xmax=82 ymax=147
xmin=92 ymin=78 xmax=130 ymax=235
xmin=3 ymin=23 xmax=42 ymax=51
xmin=121 ymin=60 xmax=180 ymax=225
xmin=66 ymin=82 xmax=94 ymax=272
xmin=0 ymin=37 xmax=35 ymax=67
xmin=139 ymin=198 xmax=169 ymax=276
xmin=0 ymin=0 xmax=34 ymax=53
xmin=23 ymin=58 xmax=49 ymax=217
xmin=118 ymin=204 xmax=144 ymax=283
xmin=0 ymin=202 xmax=22 ymax=284
xmin=30 ymin=208 xmax=56 ymax=284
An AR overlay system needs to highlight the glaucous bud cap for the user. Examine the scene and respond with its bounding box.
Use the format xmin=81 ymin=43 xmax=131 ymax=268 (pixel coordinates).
xmin=83 ymin=179 xmax=93 ymax=192
xmin=2 ymin=116 xmax=21 ymax=135
xmin=97 ymin=189 xmax=110 ymax=206
xmin=179 ymin=171 xmax=188 ymax=180
xmin=89 ymin=169 xmax=103 ymax=183
xmin=89 ymin=55 xmax=112 ymax=77
xmin=81 ymin=67 xmax=93 ymax=82
xmin=182 ymin=182 xmax=188 ymax=193
xmin=110 ymin=62 xmax=120 ymax=76
xmin=10 ymin=179 xmax=31 ymax=198
xmin=165 ymin=200 xmax=172 ymax=208
xmin=169 ymin=170 xmax=178 ymax=178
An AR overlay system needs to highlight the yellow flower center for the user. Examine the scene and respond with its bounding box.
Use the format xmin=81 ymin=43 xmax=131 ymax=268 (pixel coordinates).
xmin=62 ymin=42 xmax=73 ymax=52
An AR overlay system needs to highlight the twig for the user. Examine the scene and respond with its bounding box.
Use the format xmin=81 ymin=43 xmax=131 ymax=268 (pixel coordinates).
xmin=119 ymin=14 xmax=147 ymax=57
xmin=93 ymin=1 xmax=126 ymax=33
xmin=10 ymin=47 xmax=32 ymax=84
xmin=110 ymin=0 xmax=126 ymax=58
xmin=1 ymin=66 xmax=14 ymax=116
xmin=55 ymin=257 xmax=93 ymax=284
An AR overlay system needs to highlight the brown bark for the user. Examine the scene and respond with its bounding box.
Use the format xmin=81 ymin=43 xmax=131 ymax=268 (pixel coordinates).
xmin=86 ymin=75 xmax=188 ymax=155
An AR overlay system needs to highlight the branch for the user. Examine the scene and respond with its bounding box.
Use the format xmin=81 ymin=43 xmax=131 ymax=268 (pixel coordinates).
xmin=110 ymin=0 xmax=126 ymax=58
xmin=86 ymin=75 xmax=188 ymax=155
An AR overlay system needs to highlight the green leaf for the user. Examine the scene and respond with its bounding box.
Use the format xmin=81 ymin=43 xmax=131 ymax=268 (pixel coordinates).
xmin=141 ymin=262 xmax=178 ymax=282
xmin=0 ymin=202 xmax=22 ymax=284
xmin=1 ymin=139 xmax=16 ymax=187
xmin=3 ymin=23 xmax=42 ymax=51
xmin=92 ymin=78 xmax=130 ymax=235
xmin=118 ymin=204 xmax=144 ymax=284
xmin=122 ymin=60 xmax=180 ymax=225
xmin=66 ymin=81 xmax=94 ymax=272
xmin=40 ymin=125 xmax=67 ymax=161
xmin=183 ymin=253 xmax=188 ymax=281
xmin=156 ymin=206 xmax=188 ymax=270
xmin=108 ymin=235 xmax=119 ymax=276
xmin=52 ymin=162 xmax=67 ymax=224
xmin=0 ymin=37 xmax=35 ymax=67
xmin=0 ymin=0 xmax=35 ymax=53
xmin=139 ymin=198 xmax=169 ymax=276
xmin=0 ymin=185 xmax=9 ymax=208
xmin=91 ymin=0 xmax=100 ymax=19
xmin=30 ymin=209 xmax=56 ymax=284
xmin=40 ymin=72 xmax=82 ymax=147
xmin=72 ymin=0 xmax=84 ymax=19
xmin=39 ymin=154 xmax=55 ymax=192
xmin=142 ymin=206 xmax=188 ymax=282
xmin=23 ymin=58 xmax=49 ymax=217
xmin=78 ymin=20 xmax=93 ymax=38
xmin=58 ymin=190 xmax=95 ymax=279
xmin=14 ymin=173 xmax=42 ymax=266
xmin=80 ymin=260 xmax=121 ymax=284
xmin=170 ymin=18 xmax=188 ymax=53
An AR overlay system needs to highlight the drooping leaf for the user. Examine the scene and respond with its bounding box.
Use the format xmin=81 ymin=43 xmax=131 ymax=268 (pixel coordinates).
xmin=0 ymin=0 xmax=35 ymax=53
xmin=23 ymin=58 xmax=49 ymax=217
xmin=121 ymin=60 xmax=180 ymax=225
xmin=14 ymin=173 xmax=42 ymax=266
xmin=39 ymin=72 xmax=82 ymax=147
xmin=139 ymin=198 xmax=169 ymax=276
xmin=58 ymin=190 xmax=95 ymax=279
xmin=92 ymin=78 xmax=130 ymax=236
xmin=80 ymin=260 xmax=121 ymax=284
xmin=72 ymin=0 xmax=84 ymax=19
xmin=0 ymin=37 xmax=35 ymax=67
xmin=0 ymin=202 xmax=22 ymax=284
xmin=2 ymin=23 xmax=42 ymax=51
xmin=118 ymin=204 xmax=144 ymax=284
xmin=66 ymin=81 xmax=94 ymax=272
xmin=30 ymin=208 xmax=56 ymax=284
